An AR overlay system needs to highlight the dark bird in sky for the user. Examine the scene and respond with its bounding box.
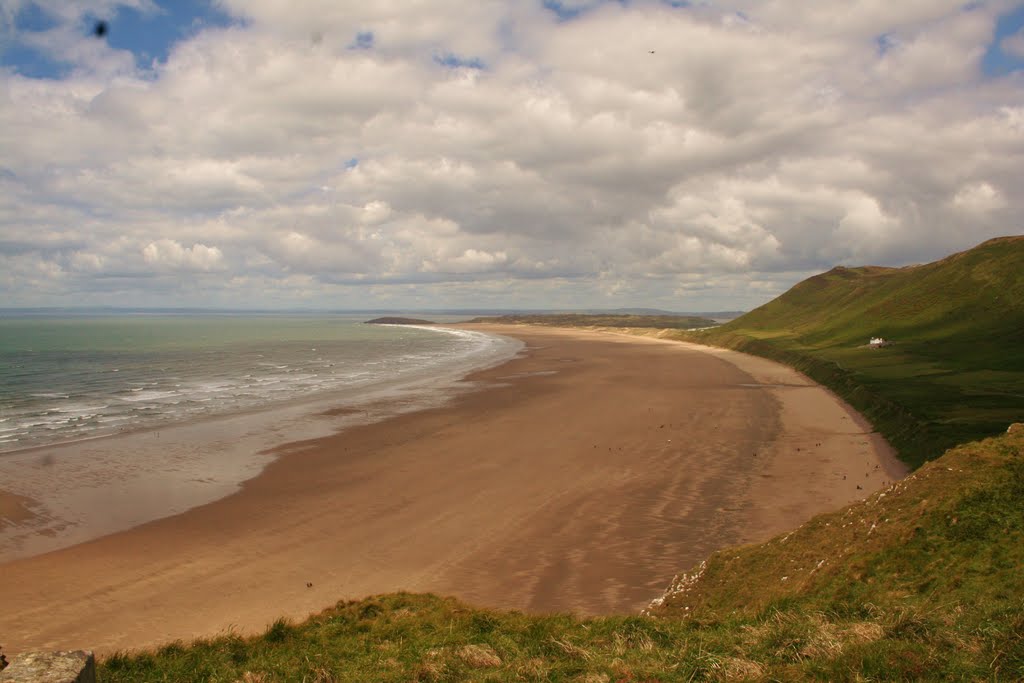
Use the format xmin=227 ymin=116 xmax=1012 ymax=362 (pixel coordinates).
xmin=648 ymin=50 xmax=655 ymax=54
xmin=93 ymin=20 xmax=108 ymax=38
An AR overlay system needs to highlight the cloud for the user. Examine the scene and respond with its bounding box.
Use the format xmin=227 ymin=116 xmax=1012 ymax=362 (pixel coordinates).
xmin=952 ymin=181 xmax=1007 ymax=213
xmin=142 ymin=239 xmax=224 ymax=271
xmin=1 ymin=0 xmax=1022 ymax=309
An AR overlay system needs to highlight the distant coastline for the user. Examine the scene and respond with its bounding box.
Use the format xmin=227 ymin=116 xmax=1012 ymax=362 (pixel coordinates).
xmin=465 ymin=313 xmax=718 ymax=330
xmin=364 ymin=317 xmax=437 ymax=325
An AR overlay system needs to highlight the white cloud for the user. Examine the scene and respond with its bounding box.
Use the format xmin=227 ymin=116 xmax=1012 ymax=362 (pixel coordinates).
xmin=69 ymin=251 xmax=105 ymax=271
xmin=952 ymin=181 xmax=1007 ymax=213
xmin=142 ymin=240 xmax=224 ymax=271
xmin=1 ymin=0 xmax=1022 ymax=310
xmin=869 ymin=10 xmax=992 ymax=92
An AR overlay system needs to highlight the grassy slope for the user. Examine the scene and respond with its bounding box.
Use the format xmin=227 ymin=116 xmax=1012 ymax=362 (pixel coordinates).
xmin=689 ymin=236 xmax=1024 ymax=469
xmin=98 ymin=430 xmax=1024 ymax=682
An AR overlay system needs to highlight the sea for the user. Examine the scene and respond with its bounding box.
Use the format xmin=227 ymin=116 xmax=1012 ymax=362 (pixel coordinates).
xmin=0 ymin=313 xmax=521 ymax=558
xmin=0 ymin=313 xmax=519 ymax=453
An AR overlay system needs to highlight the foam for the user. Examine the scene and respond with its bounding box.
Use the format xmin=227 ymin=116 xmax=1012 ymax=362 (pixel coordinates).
xmin=1 ymin=323 xmax=520 ymax=455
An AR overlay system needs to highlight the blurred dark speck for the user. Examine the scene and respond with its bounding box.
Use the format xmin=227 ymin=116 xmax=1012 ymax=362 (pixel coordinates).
xmin=93 ymin=20 xmax=108 ymax=38
xmin=39 ymin=453 xmax=56 ymax=467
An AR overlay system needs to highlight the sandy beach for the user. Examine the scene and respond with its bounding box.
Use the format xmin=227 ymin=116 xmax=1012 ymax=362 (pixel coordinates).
xmin=0 ymin=325 xmax=904 ymax=655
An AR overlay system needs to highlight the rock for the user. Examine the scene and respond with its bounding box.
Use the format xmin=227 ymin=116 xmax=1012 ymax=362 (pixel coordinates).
xmin=0 ymin=651 xmax=95 ymax=683
xmin=1008 ymin=423 xmax=1023 ymax=434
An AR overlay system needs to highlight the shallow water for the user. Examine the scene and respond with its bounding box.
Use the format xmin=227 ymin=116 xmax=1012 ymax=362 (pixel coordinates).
xmin=0 ymin=314 xmax=515 ymax=452
xmin=0 ymin=314 xmax=521 ymax=559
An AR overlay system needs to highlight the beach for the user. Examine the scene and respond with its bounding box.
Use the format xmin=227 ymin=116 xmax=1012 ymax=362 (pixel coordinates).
xmin=0 ymin=325 xmax=905 ymax=655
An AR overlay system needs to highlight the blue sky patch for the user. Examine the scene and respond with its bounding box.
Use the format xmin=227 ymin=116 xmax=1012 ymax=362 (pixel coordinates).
xmin=2 ymin=2 xmax=68 ymax=78
xmin=434 ymin=53 xmax=485 ymax=70
xmin=982 ymin=4 xmax=1024 ymax=76
xmin=541 ymin=1 xmax=639 ymax=22
xmin=9 ymin=2 xmax=60 ymax=32
xmin=1 ymin=43 xmax=70 ymax=79
xmin=1 ymin=0 xmax=236 ymax=78
xmin=100 ymin=0 xmax=235 ymax=68
xmin=875 ymin=33 xmax=899 ymax=56
xmin=350 ymin=31 xmax=374 ymax=50
xmin=542 ymin=0 xmax=590 ymax=21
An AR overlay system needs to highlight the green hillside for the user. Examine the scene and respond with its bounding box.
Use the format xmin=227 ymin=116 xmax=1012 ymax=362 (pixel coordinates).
xmin=693 ymin=236 xmax=1024 ymax=468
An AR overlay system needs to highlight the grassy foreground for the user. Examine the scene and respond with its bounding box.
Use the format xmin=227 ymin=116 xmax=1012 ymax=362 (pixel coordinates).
xmin=97 ymin=429 xmax=1024 ymax=681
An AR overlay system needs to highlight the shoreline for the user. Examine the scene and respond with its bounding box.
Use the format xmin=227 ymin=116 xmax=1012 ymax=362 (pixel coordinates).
xmin=0 ymin=326 xmax=522 ymax=560
xmin=1 ymin=324 xmax=901 ymax=655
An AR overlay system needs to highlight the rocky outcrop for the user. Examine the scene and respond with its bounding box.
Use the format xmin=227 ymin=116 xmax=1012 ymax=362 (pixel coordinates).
xmin=0 ymin=651 xmax=95 ymax=683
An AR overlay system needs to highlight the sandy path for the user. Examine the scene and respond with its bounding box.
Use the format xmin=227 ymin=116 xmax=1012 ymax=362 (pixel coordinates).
xmin=0 ymin=326 xmax=902 ymax=654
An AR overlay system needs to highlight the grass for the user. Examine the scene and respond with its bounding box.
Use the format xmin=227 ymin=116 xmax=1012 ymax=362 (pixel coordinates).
xmin=101 ymin=594 xmax=723 ymax=682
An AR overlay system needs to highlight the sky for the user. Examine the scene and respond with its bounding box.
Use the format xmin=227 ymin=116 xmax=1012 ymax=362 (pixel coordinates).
xmin=1 ymin=0 xmax=1023 ymax=311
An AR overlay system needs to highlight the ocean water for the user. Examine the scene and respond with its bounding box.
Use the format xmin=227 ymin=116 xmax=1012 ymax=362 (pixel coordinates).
xmin=0 ymin=314 xmax=519 ymax=454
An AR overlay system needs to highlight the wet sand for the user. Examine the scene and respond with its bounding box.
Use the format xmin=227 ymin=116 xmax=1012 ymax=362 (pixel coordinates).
xmin=0 ymin=325 xmax=904 ymax=654
xmin=0 ymin=490 xmax=38 ymax=527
